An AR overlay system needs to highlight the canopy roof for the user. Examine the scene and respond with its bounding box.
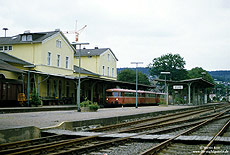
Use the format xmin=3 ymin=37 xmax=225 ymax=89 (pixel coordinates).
xmin=155 ymin=77 xmax=215 ymax=88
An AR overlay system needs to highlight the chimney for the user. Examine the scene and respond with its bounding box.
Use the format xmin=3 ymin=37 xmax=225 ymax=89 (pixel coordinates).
xmin=24 ymin=30 xmax=30 ymax=34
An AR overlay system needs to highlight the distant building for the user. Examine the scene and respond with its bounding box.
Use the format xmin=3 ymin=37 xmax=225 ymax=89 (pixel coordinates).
xmin=0 ymin=29 xmax=155 ymax=107
xmin=0 ymin=30 xmax=102 ymax=106
xmin=74 ymin=47 xmax=118 ymax=80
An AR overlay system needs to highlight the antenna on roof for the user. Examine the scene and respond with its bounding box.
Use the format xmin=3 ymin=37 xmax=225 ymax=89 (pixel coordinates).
xmin=63 ymin=20 xmax=87 ymax=42
xmin=2 ymin=28 xmax=8 ymax=37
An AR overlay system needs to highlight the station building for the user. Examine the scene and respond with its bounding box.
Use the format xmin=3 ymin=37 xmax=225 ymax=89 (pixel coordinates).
xmin=0 ymin=30 xmax=153 ymax=107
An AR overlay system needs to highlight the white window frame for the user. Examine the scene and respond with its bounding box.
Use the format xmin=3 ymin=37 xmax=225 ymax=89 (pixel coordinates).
xmin=108 ymin=54 xmax=110 ymax=61
xmin=56 ymin=40 xmax=62 ymax=48
xmin=0 ymin=45 xmax=13 ymax=52
xmin=102 ymin=66 xmax=105 ymax=76
xmin=8 ymin=46 xmax=12 ymax=51
xmin=57 ymin=54 xmax=60 ymax=67
xmin=65 ymin=56 xmax=69 ymax=69
xmin=47 ymin=52 xmax=51 ymax=66
xmin=112 ymin=68 xmax=114 ymax=77
xmin=107 ymin=67 xmax=110 ymax=76
xmin=22 ymin=35 xmax=27 ymax=41
xmin=27 ymin=35 xmax=32 ymax=41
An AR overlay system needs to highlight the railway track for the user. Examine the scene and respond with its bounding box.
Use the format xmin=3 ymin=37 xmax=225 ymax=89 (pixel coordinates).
xmin=1 ymin=104 xmax=230 ymax=155
xmin=88 ymin=104 xmax=225 ymax=133
xmin=140 ymin=109 xmax=229 ymax=155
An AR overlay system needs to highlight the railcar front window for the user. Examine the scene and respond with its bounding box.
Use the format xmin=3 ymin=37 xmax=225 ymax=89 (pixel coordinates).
xmin=112 ymin=92 xmax=121 ymax=97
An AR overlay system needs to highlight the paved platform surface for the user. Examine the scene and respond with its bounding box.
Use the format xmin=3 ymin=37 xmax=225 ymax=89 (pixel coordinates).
xmin=0 ymin=105 xmax=193 ymax=130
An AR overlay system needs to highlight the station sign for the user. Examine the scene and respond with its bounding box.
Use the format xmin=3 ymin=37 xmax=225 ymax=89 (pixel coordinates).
xmin=173 ymin=85 xmax=183 ymax=90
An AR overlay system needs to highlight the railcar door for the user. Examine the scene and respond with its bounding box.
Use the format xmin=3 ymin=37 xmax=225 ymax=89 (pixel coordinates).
xmin=156 ymin=94 xmax=160 ymax=103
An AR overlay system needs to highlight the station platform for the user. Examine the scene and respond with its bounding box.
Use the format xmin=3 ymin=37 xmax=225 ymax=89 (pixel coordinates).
xmin=0 ymin=105 xmax=195 ymax=130
xmin=0 ymin=105 xmax=77 ymax=114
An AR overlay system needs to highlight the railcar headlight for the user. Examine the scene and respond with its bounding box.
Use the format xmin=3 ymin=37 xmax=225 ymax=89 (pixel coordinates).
xmin=116 ymin=98 xmax=118 ymax=100
xmin=106 ymin=98 xmax=109 ymax=100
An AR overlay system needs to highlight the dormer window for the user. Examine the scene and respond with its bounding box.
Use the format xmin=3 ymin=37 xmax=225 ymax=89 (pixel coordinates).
xmin=21 ymin=34 xmax=32 ymax=41
xmin=22 ymin=35 xmax=27 ymax=41
xmin=27 ymin=35 xmax=32 ymax=41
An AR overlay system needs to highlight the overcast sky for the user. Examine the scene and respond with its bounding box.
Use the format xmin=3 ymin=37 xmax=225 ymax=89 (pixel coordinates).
xmin=0 ymin=0 xmax=230 ymax=71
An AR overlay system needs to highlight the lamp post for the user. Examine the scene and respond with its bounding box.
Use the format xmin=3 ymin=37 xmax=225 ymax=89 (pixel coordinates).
xmin=160 ymin=72 xmax=170 ymax=105
xmin=131 ymin=62 xmax=143 ymax=108
xmin=73 ymin=42 xmax=89 ymax=112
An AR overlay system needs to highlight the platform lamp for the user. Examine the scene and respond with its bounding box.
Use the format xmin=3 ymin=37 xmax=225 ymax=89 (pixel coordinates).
xmin=72 ymin=42 xmax=89 ymax=112
xmin=131 ymin=62 xmax=143 ymax=108
xmin=160 ymin=72 xmax=170 ymax=105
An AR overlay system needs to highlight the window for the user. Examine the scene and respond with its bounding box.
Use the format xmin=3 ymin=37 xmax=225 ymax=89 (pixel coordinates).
xmin=22 ymin=35 xmax=27 ymax=41
xmin=47 ymin=52 xmax=51 ymax=66
xmin=112 ymin=68 xmax=114 ymax=77
xmin=27 ymin=35 xmax=32 ymax=41
xmin=0 ymin=45 xmax=13 ymax=52
xmin=108 ymin=54 xmax=110 ymax=61
xmin=107 ymin=67 xmax=110 ymax=76
xmin=65 ymin=57 xmax=69 ymax=69
xmin=57 ymin=54 xmax=60 ymax=67
xmin=56 ymin=40 xmax=61 ymax=48
xmin=102 ymin=66 xmax=105 ymax=76
xmin=112 ymin=92 xmax=121 ymax=97
xmin=124 ymin=92 xmax=135 ymax=97
xmin=8 ymin=46 xmax=12 ymax=51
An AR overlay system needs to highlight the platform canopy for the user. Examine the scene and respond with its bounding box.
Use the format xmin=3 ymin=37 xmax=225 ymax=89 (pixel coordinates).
xmin=155 ymin=77 xmax=215 ymax=88
xmin=155 ymin=77 xmax=215 ymax=105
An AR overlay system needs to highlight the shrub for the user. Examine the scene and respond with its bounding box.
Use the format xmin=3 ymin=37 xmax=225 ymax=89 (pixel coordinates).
xmin=89 ymin=103 xmax=99 ymax=111
xmin=30 ymin=90 xmax=41 ymax=106
xmin=80 ymin=99 xmax=99 ymax=111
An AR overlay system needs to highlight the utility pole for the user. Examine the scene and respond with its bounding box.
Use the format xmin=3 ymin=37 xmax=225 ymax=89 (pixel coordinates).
xmin=131 ymin=62 xmax=143 ymax=108
xmin=72 ymin=42 xmax=89 ymax=112
xmin=161 ymin=72 xmax=170 ymax=105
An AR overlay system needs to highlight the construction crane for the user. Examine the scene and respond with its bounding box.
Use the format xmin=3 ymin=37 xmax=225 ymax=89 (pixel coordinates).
xmin=63 ymin=21 xmax=87 ymax=42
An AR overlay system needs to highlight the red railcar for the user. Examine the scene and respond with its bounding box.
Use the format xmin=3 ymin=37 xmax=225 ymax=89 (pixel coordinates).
xmin=105 ymin=88 xmax=165 ymax=107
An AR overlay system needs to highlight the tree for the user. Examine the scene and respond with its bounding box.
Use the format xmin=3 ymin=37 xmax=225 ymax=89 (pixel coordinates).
xmin=187 ymin=67 xmax=214 ymax=83
xmin=117 ymin=69 xmax=150 ymax=85
xmin=148 ymin=53 xmax=188 ymax=81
